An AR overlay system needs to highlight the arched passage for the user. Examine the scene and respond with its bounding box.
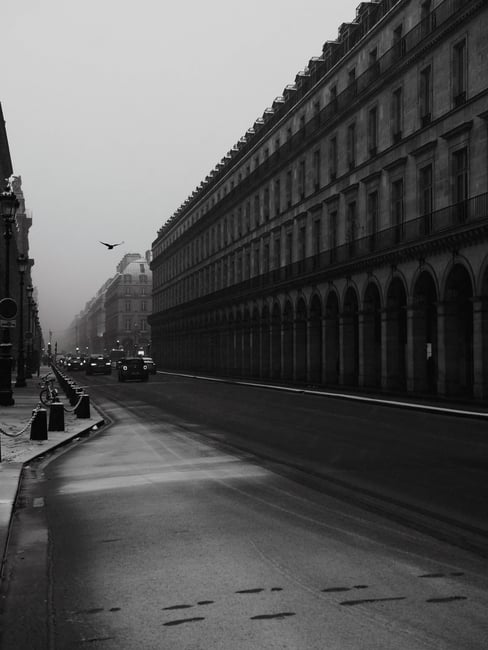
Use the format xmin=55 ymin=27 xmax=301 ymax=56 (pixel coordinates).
xmin=295 ymin=298 xmax=308 ymax=382
xmin=251 ymin=306 xmax=260 ymax=377
xmin=283 ymin=300 xmax=294 ymax=380
xmin=242 ymin=308 xmax=251 ymax=376
xmin=309 ymin=295 xmax=323 ymax=384
xmin=443 ymin=264 xmax=473 ymax=395
xmin=342 ymin=287 xmax=359 ymax=386
xmin=325 ymin=292 xmax=340 ymax=384
xmin=261 ymin=305 xmax=271 ymax=378
xmin=386 ymin=278 xmax=407 ymax=390
xmin=362 ymin=283 xmax=382 ymax=387
xmin=412 ymin=271 xmax=438 ymax=393
xmin=271 ymin=303 xmax=282 ymax=379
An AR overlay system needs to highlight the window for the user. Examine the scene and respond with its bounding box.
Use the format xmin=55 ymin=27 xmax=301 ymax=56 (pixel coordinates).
xmin=329 ymin=210 xmax=337 ymax=255
xmin=141 ymin=319 xmax=147 ymax=332
xmin=274 ymin=237 xmax=281 ymax=268
xmin=253 ymin=247 xmax=259 ymax=276
xmin=125 ymin=319 xmax=131 ymax=331
xmin=347 ymin=122 xmax=356 ymax=170
xmin=392 ymin=87 xmax=403 ymax=141
xmin=330 ymin=84 xmax=338 ymax=111
xmin=141 ymin=301 xmax=147 ymax=312
xmin=286 ymin=232 xmax=293 ymax=266
xmin=329 ymin=136 xmax=338 ymax=180
xmin=286 ymin=170 xmax=292 ymax=207
xmin=368 ymin=190 xmax=379 ymax=237
xmin=419 ymin=164 xmax=433 ymax=233
xmin=299 ymin=160 xmax=306 ymax=199
xmin=348 ymin=67 xmax=357 ymax=96
xmin=299 ymin=225 xmax=306 ymax=260
xmin=254 ymin=194 xmax=260 ymax=225
xmin=313 ymin=149 xmax=321 ymax=191
xmin=452 ymin=147 xmax=468 ymax=221
xmin=264 ymin=187 xmax=270 ymax=220
xmin=393 ymin=24 xmax=405 ymax=59
xmin=313 ymin=217 xmax=321 ymax=257
xmin=245 ymin=201 xmax=251 ymax=231
xmin=314 ymin=100 xmax=321 ymax=127
xmin=263 ymin=243 xmax=270 ymax=273
xmin=346 ymin=201 xmax=357 ymax=254
xmin=421 ymin=0 xmax=434 ymax=36
xmin=453 ymin=39 xmax=467 ymax=106
xmin=125 ymin=302 xmax=131 ymax=312
xmin=274 ymin=178 xmax=281 ymax=215
xmin=391 ymin=179 xmax=404 ymax=241
xmin=368 ymin=106 xmax=378 ymax=156
xmin=420 ymin=65 xmax=432 ymax=126
xmin=140 ymin=264 xmax=145 ymax=273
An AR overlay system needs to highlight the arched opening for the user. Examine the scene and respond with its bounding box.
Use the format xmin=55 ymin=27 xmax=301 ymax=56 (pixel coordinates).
xmin=271 ymin=303 xmax=282 ymax=379
xmin=283 ymin=300 xmax=294 ymax=380
xmin=412 ymin=271 xmax=438 ymax=393
xmin=362 ymin=283 xmax=382 ymax=387
xmin=242 ymin=308 xmax=251 ymax=376
xmin=226 ymin=313 xmax=235 ymax=376
xmin=309 ymin=295 xmax=323 ymax=384
xmin=386 ymin=278 xmax=407 ymax=390
xmin=325 ymin=292 xmax=340 ymax=384
xmin=261 ymin=305 xmax=271 ymax=378
xmin=234 ymin=311 xmax=242 ymax=376
xmin=295 ymin=298 xmax=308 ymax=382
xmin=251 ymin=306 xmax=260 ymax=377
xmin=342 ymin=287 xmax=359 ymax=386
xmin=444 ymin=264 xmax=473 ymax=396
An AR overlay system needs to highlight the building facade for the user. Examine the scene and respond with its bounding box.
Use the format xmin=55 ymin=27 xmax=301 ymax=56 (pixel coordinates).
xmin=70 ymin=252 xmax=152 ymax=356
xmin=150 ymin=0 xmax=488 ymax=400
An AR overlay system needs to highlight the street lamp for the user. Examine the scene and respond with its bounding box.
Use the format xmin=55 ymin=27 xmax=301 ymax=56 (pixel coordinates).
xmin=0 ymin=183 xmax=20 ymax=407
xmin=15 ymin=254 xmax=28 ymax=387
xmin=25 ymin=285 xmax=33 ymax=378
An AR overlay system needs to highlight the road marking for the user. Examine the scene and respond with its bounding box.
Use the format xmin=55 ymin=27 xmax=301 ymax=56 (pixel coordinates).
xmin=33 ymin=497 xmax=45 ymax=508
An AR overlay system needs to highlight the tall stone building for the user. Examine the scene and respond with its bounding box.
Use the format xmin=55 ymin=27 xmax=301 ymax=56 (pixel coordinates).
xmin=150 ymin=0 xmax=488 ymax=400
xmin=70 ymin=252 xmax=152 ymax=356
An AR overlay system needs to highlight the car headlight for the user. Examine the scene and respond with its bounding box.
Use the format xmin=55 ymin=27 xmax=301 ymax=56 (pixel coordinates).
xmin=143 ymin=365 xmax=147 ymax=370
xmin=122 ymin=365 xmax=128 ymax=371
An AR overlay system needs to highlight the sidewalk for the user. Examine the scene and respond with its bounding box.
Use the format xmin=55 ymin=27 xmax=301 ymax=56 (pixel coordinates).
xmin=0 ymin=367 xmax=104 ymax=581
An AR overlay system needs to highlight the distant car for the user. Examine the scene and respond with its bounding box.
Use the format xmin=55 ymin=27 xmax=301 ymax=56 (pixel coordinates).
xmin=118 ymin=357 xmax=149 ymax=382
xmin=86 ymin=354 xmax=112 ymax=375
xmin=66 ymin=357 xmax=83 ymax=371
xmin=143 ymin=357 xmax=156 ymax=374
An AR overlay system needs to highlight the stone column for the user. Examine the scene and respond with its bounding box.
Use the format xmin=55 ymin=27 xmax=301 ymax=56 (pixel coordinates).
xmin=435 ymin=302 xmax=447 ymax=396
xmin=472 ymin=297 xmax=485 ymax=399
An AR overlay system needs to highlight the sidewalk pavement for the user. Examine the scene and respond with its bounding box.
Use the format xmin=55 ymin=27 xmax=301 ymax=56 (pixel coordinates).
xmin=0 ymin=366 xmax=104 ymax=581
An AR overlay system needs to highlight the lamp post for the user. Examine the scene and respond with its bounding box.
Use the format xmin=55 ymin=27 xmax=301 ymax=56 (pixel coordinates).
xmin=15 ymin=254 xmax=28 ymax=387
xmin=0 ymin=184 xmax=20 ymax=407
xmin=25 ymin=285 xmax=33 ymax=378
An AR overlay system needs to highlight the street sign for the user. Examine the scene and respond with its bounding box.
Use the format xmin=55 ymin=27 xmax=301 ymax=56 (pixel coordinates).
xmin=0 ymin=298 xmax=17 ymax=319
xmin=0 ymin=319 xmax=16 ymax=328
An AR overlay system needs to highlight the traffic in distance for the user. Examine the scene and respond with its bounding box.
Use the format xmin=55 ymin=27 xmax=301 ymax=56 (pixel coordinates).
xmin=58 ymin=349 xmax=156 ymax=383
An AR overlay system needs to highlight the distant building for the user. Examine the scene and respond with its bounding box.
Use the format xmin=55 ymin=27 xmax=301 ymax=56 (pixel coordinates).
xmin=150 ymin=0 xmax=488 ymax=400
xmin=70 ymin=252 xmax=152 ymax=356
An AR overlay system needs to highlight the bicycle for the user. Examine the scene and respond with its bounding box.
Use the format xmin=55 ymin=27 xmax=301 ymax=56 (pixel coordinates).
xmin=39 ymin=373 xmax=59 ymax=406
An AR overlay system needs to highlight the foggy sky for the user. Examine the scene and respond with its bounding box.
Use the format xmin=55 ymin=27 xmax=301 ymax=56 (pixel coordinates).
xmin=1 ymin=0 xmax=362 ymax=340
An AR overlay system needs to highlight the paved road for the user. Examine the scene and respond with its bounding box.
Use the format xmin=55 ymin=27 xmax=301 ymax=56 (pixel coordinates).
xmin=1 ymin=372 xmax=487 ymax=649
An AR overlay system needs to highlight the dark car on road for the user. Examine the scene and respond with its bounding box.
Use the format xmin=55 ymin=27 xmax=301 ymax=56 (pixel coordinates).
xmin=142 ymin=357 xmax=157 ymax=374
xmin=66 ymin=356 xmax=83 ymax=371
xmin=118 ymin=357 xmax=149 ymax=382
xmin=86 ymin=354 xmax=112 ymax=375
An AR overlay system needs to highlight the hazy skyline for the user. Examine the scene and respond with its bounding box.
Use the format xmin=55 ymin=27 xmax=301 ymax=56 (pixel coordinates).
xmin=1 ymin=0 xmax=362 ymax=342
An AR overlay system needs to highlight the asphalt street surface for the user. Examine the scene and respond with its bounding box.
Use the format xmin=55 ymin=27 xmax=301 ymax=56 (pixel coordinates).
xmin=1 ymin=371 xmax=487 ymax=649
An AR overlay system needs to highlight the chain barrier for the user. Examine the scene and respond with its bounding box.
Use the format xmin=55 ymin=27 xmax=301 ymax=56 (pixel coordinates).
xmin=63 ymin=393 xmax=85 ymax=413
xmin=0 ymin=402 xmax=43 ymax=438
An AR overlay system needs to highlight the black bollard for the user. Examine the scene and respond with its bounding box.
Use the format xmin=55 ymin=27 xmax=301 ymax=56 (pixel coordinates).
xmin=30 ymin=408 xmax=48 ymax=440
xmin=75 ymin=393 xmax=90 ymax=419
xmin=48 ymin=401 xmax=65 ymax=431
xmin=70 ymin=386 xmax=81 ymax=406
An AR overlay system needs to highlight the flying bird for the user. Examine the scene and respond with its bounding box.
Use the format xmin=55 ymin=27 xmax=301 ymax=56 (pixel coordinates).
xmin=100 ymin=240 xmax=124 ymax=250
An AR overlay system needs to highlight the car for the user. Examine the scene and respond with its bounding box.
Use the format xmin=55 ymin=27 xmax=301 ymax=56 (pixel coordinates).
xmin=143 ymin=357 xmax=157 ymax=374
xmin=66 ymin=356 xmax=83 ymax=371
xmin=86 ymin=354 xmax=112 ymax=375
xmin=118 ymin=357 xmax=149 ymax=382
